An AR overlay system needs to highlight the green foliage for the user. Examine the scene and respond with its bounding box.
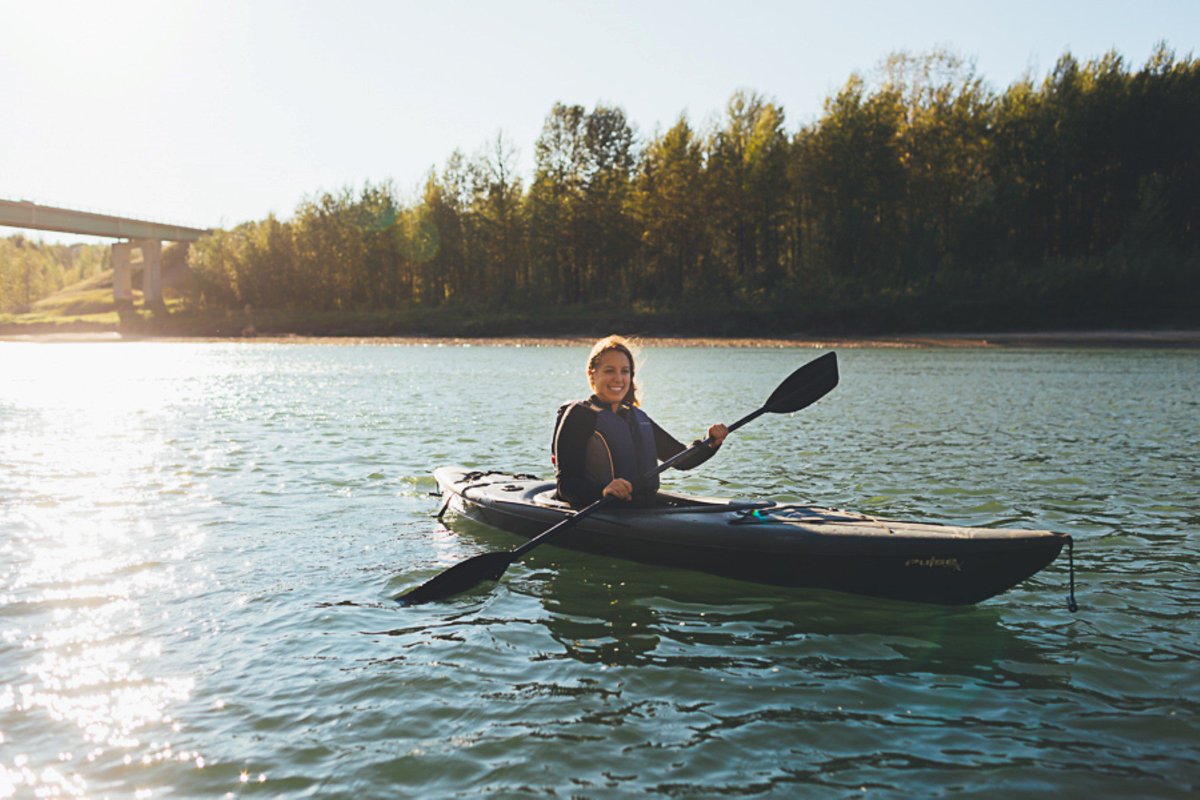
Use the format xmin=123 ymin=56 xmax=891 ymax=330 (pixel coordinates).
xmin=181 ymin=46 xmax=1199 ymax=332
xmin=0 ymin=236 xmax=109 ymax=313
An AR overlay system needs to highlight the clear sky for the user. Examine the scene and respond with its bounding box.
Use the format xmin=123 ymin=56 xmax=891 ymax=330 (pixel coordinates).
xmin=2 ymin=0 xmax=1196 ymax=244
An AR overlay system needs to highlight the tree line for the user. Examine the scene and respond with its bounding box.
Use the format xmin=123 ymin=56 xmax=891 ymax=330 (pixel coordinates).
xmin=0 ymin=236 xmax=107 ymax=314
xmin=174 ymin=46 xmax=1200 ymax=330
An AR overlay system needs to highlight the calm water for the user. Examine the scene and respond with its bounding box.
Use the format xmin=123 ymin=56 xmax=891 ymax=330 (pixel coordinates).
xmin=1 ymin=342 xmax=1197 ymax=798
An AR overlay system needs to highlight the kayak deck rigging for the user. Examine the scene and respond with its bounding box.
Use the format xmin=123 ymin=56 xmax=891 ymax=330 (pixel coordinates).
xmin=430 ymin=466 xmax=1076 ymax=607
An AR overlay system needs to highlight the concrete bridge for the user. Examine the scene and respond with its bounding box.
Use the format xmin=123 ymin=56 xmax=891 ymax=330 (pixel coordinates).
xmin=0 ymin=198 xmax=211 ymax=308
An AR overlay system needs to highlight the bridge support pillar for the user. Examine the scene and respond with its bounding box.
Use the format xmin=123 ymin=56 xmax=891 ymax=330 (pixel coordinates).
xmin=137 ymin=239 xmax=164 ymax=309
xmin=112 ymin=241 xmax=133 ymax=303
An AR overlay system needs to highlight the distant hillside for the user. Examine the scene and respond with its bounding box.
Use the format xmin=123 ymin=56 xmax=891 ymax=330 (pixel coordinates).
xmin=0 ymin=236 xmax=109 ymax=313
xmin=0 ymin=242 xmax=193 ymax=329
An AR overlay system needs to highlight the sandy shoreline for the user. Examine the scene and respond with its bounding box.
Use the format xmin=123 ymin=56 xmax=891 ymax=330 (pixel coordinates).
xmin=3 ymin=329 xmax=1199 ymax=348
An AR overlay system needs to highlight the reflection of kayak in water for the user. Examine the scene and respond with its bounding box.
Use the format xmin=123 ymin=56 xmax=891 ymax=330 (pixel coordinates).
xmin=433 ymin=466 xmax=1073 ymax=607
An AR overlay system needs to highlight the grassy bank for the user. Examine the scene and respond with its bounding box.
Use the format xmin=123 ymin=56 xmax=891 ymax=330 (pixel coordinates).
xmin=5 ymin=306 xmax=1200 ymax=349
xmin=3 ymin=264 xmax=1197 ymax=344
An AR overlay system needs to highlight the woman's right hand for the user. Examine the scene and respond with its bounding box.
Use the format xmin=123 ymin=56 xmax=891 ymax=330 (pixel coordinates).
xmin=602 ymin=478 xmax=633 ymax=501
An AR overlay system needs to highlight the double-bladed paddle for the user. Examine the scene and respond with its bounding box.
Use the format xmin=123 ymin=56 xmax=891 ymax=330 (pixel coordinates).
xmin=396 ymin=351 xmax=839 ymax=606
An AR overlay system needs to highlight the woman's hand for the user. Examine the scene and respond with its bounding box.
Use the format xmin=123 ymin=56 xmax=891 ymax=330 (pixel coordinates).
xmin=602 ymin=478 xmax=634 ymax=501
xmin=707 ymin=423 xmax=729 ymax=448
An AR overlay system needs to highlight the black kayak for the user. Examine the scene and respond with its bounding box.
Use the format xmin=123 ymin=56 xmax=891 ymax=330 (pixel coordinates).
xmin=433 ymin=466 xmax=1073 ymax=606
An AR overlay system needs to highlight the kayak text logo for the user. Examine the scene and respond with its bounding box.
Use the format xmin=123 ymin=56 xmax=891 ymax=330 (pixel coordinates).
xmin=904 ymin=556 xmax=963 ymax=572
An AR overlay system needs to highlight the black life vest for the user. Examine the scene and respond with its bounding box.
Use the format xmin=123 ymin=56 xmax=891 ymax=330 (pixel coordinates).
xmin=553 ymin=400 xmax=660 ymax=499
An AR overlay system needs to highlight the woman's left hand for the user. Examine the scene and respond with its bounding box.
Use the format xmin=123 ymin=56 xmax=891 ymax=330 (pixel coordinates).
xmin=707 ymin=423 xmax=729 ymax=448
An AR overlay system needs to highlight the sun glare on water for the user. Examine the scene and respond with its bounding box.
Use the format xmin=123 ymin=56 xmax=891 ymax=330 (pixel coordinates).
xmin=0 ymin=343 xmax=208 ymax=797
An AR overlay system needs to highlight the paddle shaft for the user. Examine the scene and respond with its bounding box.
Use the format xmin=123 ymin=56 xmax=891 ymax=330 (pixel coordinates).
xmin=510 ymin=403 xmax=770 ymax=559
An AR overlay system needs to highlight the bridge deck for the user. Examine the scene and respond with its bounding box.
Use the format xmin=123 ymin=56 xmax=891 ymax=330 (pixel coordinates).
xmin=0 ymin=199 xmax=209 ymax=241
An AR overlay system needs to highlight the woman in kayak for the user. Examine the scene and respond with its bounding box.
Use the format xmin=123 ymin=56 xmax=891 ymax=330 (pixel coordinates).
xmin=553 ymin=335 xmax=728 ymax=506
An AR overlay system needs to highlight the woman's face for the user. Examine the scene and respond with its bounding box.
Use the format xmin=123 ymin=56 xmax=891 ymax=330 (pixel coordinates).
xmin=589 ymin=349 xmax=632 ymax=408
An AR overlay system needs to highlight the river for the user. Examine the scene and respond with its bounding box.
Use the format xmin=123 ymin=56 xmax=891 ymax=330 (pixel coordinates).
xmin=1 ymin=341 xmax=1197 ymax=798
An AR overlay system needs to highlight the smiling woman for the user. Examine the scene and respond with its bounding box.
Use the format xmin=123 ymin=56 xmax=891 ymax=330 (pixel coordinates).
xmin=552 ymin=335 xmax=729 ymax=507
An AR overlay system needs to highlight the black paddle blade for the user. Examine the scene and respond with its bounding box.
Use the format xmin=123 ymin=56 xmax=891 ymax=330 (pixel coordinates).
xmin=764 ymin=352 xmax=839 ymax=414
xmin=395 ymin=551 xmax=515 ymax=606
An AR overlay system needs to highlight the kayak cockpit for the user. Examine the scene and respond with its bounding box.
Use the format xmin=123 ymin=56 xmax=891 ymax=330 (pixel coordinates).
xmin=515 ymin=483 xmax=775 ymax=515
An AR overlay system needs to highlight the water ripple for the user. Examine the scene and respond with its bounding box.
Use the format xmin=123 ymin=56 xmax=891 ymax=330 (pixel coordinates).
xmin=1 ymin=343 xmax=1197 ymax=797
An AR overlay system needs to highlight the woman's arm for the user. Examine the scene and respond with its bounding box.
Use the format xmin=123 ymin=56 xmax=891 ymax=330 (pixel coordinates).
xmin=554 ymin=403 xmax=603 ymax=505
xmin=650 ymin=420 xmax=724 ymax=471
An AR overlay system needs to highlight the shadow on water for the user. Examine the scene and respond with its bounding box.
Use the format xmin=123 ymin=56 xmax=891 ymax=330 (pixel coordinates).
xmin=386 ymin=512 xmax=1067 ymax=685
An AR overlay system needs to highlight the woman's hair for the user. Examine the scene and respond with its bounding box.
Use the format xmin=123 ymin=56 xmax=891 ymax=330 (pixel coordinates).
xmin=587 ymin=334 xmax=640 ymax=406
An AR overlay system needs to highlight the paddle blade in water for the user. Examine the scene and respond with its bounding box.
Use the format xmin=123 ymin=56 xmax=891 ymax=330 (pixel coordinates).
xmin=396 ymin=551 xmax=515 ymax=606
xmin=764 ymin=352 xmax=839 ymax=414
